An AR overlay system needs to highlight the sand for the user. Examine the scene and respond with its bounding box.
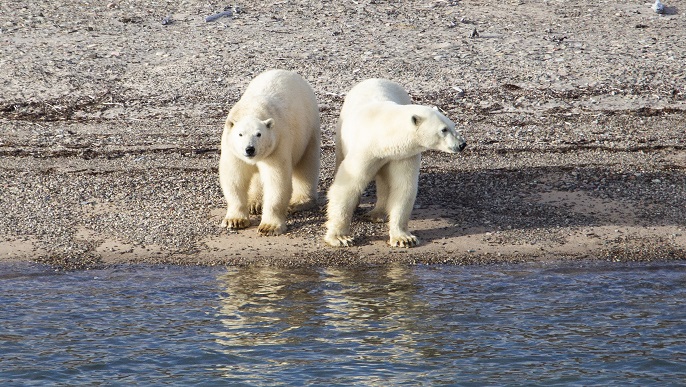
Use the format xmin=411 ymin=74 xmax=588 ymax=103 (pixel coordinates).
xmin=1 ymin=0 xmax=685 ymax=269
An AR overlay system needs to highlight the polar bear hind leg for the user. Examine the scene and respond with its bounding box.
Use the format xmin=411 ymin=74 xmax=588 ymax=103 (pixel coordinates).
xmin=365 ymin=163 xmax=391 ymax=223
xmin=290 ymin=135 xmax=320 ymax=212
xmin=324 ymin=156 xmax=381 ymax=247
xmin=247 ymin=173 xmax=263 ymax=215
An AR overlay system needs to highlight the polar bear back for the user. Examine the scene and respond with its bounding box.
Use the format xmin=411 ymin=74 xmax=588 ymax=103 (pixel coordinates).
xmin=227 ymin=69 xmax=320 ymax=163
xmin=336 ymin=78 xmax=466 ymax=162
xmin=240 ymin=69 xmax=317 ymax=107
xmin=336 ymin=79 xmax=413 ymax=161
xmin=340 ymin=78 xmax=411 ymax=116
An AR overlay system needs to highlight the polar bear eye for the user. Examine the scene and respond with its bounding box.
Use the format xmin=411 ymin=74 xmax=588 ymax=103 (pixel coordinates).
xmin=441 ymin=127 xmax=449 ymax=134
xmin=256 ymin=133 xmax=262 ymax=137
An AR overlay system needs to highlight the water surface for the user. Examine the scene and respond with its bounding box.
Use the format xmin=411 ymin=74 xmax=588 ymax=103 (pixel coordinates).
xmin=1 ymin=261 xmax=685 ymax=385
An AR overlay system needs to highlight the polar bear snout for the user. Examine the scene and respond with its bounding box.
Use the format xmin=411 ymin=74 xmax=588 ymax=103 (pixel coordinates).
xmin=245 ymin=145 xmax=256 ymax=157
xmin=446 ymin=137 xmax=467 ymax=153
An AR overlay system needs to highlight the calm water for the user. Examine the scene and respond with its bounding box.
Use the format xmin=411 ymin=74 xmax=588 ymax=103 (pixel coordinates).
xmin=1 ymin=261 xmax=685 ymax=386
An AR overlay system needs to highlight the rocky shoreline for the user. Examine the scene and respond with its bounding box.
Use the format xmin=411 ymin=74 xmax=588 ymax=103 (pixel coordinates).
xmin=1 ymin=1 xmax=685 ymax=269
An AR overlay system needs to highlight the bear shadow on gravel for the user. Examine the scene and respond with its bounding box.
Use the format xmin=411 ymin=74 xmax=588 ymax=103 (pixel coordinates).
xmin=279 ymin=162 xmax=685 ymax=248
xmin=339 ymin=164 xmax=686 ymax=247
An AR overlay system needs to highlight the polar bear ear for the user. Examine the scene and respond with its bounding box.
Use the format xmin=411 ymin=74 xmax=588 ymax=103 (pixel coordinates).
xmin=225 ymin=118 xmax=236 ymax=130
xmin=411 ymin=115 xmax=424 ymax=127
xmin=263 ymin=118 xmax=274 ymax=129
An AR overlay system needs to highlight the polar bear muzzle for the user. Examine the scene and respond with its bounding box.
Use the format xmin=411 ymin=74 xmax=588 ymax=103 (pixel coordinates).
xmin=449 ymin=137 xmax=467 ymax=153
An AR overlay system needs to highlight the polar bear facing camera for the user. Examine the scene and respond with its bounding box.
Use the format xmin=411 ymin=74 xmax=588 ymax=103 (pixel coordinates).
xmin=324 ymin=79 xmax=466 ymax=248
xmin=219 ymin=69 xmax=320 ymax=236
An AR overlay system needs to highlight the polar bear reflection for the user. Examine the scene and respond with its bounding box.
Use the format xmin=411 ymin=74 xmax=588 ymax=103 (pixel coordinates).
xmin=213 ymin=265 xmax=433 ymax=380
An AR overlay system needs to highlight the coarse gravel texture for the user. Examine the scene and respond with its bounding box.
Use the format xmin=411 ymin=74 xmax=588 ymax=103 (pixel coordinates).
xmin=1 ymin=0 xmax=685 ymax=269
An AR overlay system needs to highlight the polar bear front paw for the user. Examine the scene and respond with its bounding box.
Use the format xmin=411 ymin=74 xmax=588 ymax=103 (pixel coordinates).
xmin=222 ymin=217 xmax=250 ymax=230
xmin=324 ymin=232 xmax=355 ymax=247
xmin=389 ymin=233 xmax=419 ymax=248
xmin=258 ymin=222 xmax=286 ymax=236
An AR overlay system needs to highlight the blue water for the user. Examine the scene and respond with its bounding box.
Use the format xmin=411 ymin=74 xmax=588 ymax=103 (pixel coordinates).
xmin=1 ymin=261 xmax=686 ymax=386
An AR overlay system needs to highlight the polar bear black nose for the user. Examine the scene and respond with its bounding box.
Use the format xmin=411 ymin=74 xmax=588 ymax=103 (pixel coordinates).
xmin=245 ymin=146 xmax=255 ymax=156
xmin=458 ymin=142 xmax=467 ymax=151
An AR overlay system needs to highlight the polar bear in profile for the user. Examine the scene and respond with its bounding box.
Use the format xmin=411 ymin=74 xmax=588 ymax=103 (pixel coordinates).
xmin=324 ymin=79 xmax=466 ymax=248
xmin=219 ymin=69 xmax=320 ymax=236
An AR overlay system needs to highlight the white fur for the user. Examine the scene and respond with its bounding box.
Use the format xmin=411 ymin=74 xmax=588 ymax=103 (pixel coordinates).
xmin=324 ymin=79 xmax=466 ymax=247
xmin=219 ymin=69 xmax=321 ymax=235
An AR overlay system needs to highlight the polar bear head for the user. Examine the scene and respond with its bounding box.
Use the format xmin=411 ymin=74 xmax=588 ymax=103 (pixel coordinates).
xmin=226 ymin=117 xmax=276 ymax=163
xmin=412 ymin=106 xmax=466 ymax=154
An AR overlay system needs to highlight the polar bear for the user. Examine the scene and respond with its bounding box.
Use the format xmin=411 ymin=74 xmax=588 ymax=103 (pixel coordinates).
xmin=324 ymin=79 xmax=466 ymax=248
xmin=219 ymin=69 xmax=321 ymax=236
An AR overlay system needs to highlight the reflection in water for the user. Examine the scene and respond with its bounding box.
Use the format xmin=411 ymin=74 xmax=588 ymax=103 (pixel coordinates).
xmin=212 ymin=263 xmax=686 ymax=385
xmin=214 ymin=265 xmax=431 ymax=384
xmin=1 ymin=263 xmax=685 ymax=385
xmin=215 ymin=266 xmax=322 ymax=346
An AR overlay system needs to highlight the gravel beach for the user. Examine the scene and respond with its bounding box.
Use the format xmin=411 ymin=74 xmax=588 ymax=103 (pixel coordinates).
xmin=1 ymin=0 xmax=685 ymax=269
